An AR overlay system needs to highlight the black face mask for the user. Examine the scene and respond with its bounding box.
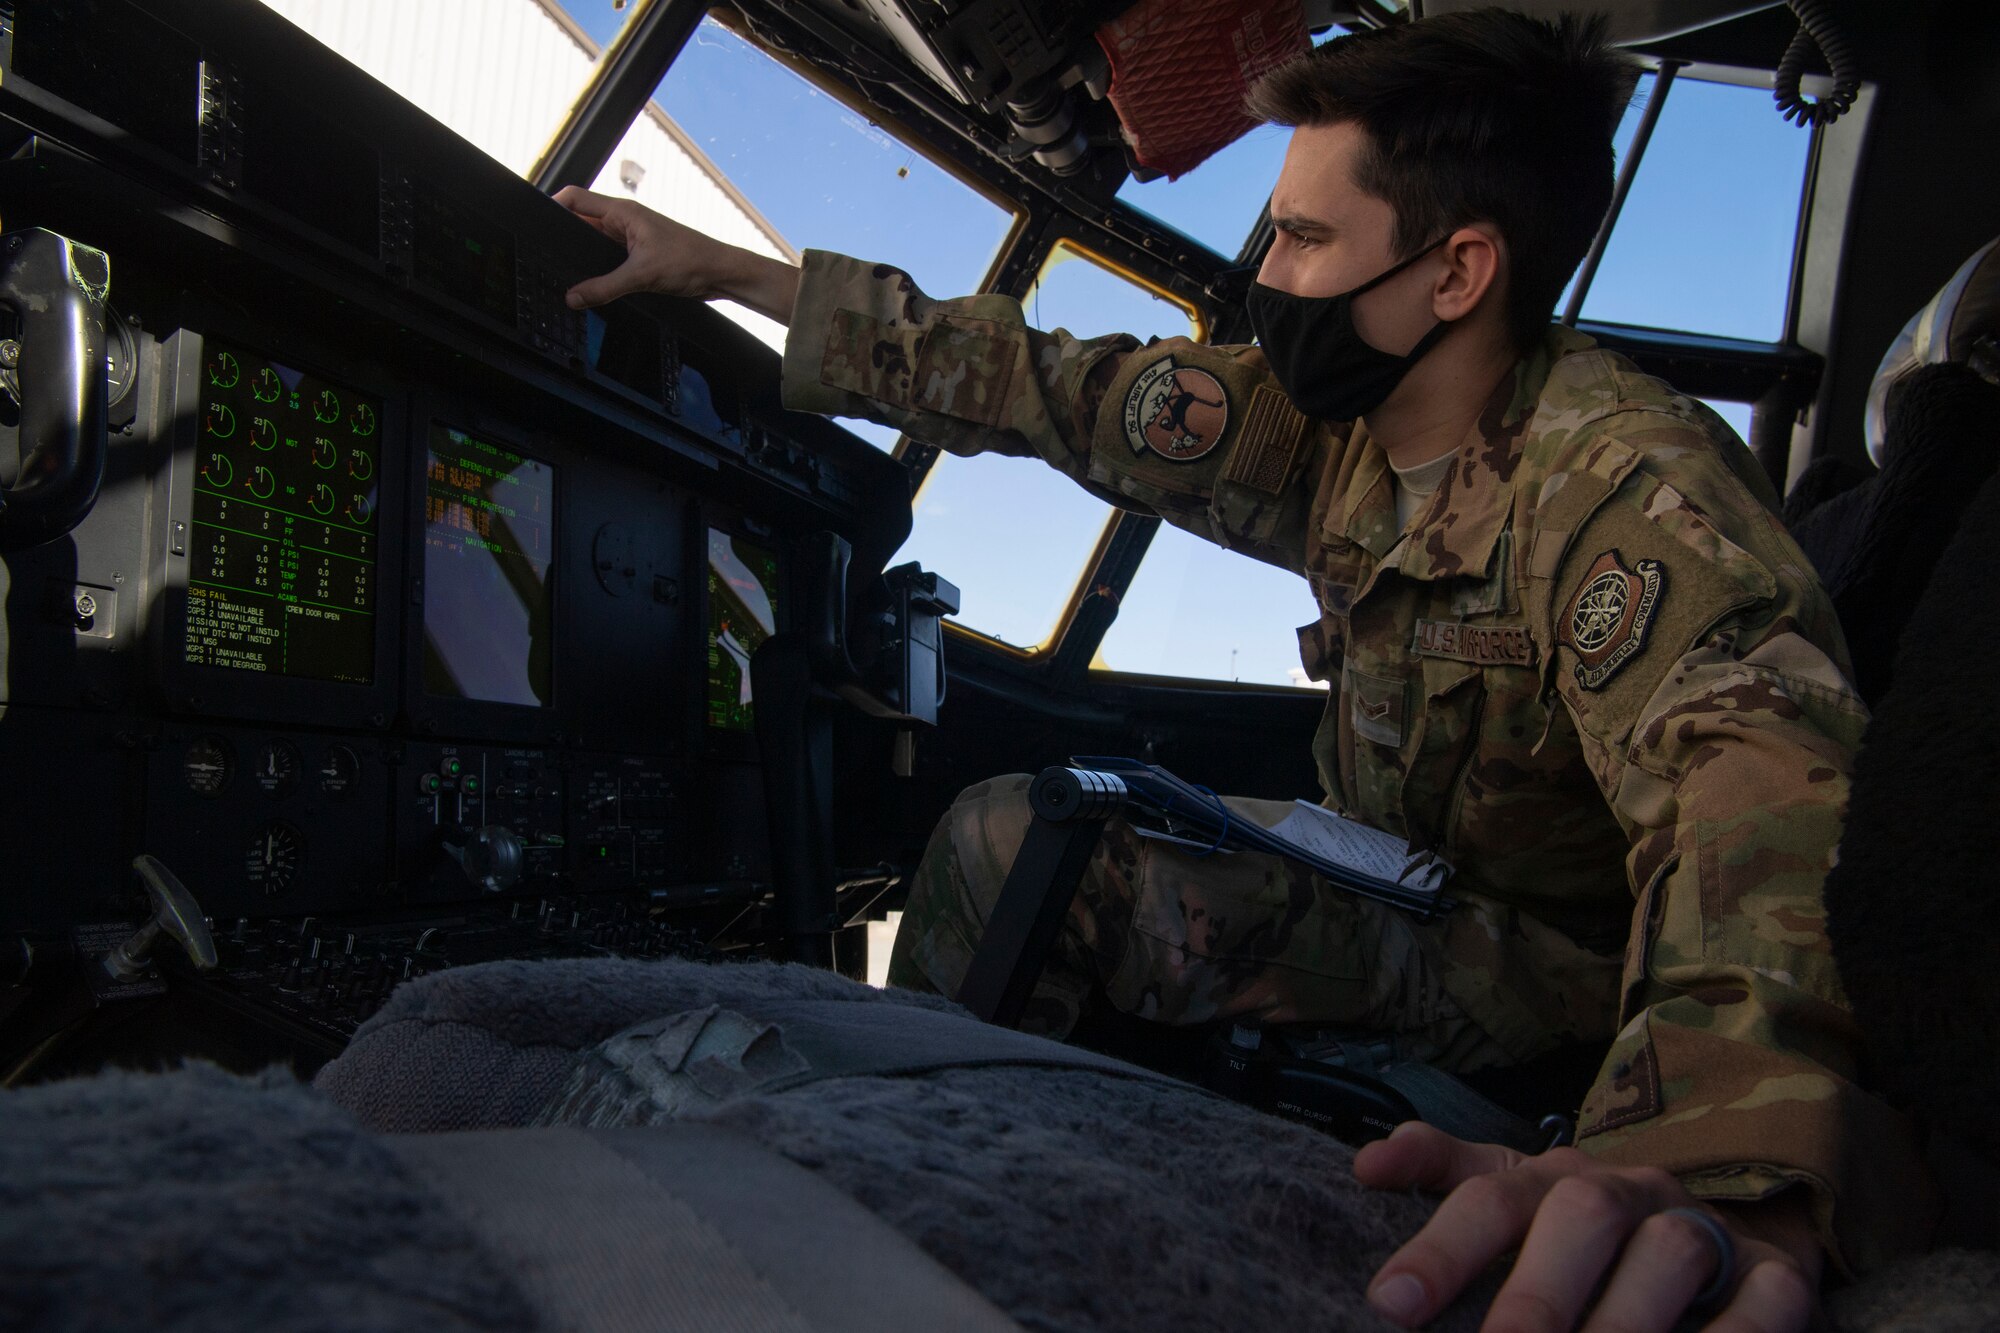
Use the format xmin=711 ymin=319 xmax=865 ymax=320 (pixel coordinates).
xmin=1246 ymin=241 xmax=1451 ymax=422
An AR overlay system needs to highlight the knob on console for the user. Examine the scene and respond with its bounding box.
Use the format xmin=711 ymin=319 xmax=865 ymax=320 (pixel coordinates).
xmin=456 ymin=824 xmax=524 ymax=894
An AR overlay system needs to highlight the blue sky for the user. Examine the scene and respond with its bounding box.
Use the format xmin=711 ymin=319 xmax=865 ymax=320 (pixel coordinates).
xmin=558 ymin=4 xmax=1809 ymax=684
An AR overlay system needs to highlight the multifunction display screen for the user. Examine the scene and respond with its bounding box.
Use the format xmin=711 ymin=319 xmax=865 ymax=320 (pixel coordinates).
xmin=423 ymin=425 xmax=556 ymax=707
xmin=706 ymin=529 xmax=780 ymax=731
xmin=182 ymin=341 xmax=380 ymax=683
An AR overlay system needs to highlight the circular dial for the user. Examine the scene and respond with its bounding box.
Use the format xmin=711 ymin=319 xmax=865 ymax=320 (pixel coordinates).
xmin=310 ymin=436 xmax=338 ymax=469
xmin=207 ymin=350 xmax=241 ymax=389
xmin=199 ymin=452 xmax=233 ymax=488
xmin=349 ymin=402 xmax=377 ymax=437
xmin=317 ymin=745 xmax=360 ymax=799
xmin=346 ymin=449 xmax=375 ymax=481
xmin=309 ymin=483 xmax=337 ymax=516
xmin=183 ymin=735 xmax=233 ymax=797
xmin=251 ymin=366 xmax=282 ymax=403
xmin=345 ymin=493 xmax=373 ymax=524
xmin=104 ymin=315 xmax=140 ymax=414
xmin=250 ymin=416 xmax=278 ymax=451
xmin=254 ymin=739 xmax=301 ymax=798
xmin=205 ymin=401 xmax=236 ymax=439
xmin=314 ymin=388 xmax=341 ymax=424
xmin=246 ymin=821 xmax=304 ymax=897
xmin=248 ymin=465 xmax=277 ymax=501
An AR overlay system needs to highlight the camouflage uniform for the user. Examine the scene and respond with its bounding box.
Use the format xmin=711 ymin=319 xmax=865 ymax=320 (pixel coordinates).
xmin=780 ymin=250 xmax=1934 ymax=1270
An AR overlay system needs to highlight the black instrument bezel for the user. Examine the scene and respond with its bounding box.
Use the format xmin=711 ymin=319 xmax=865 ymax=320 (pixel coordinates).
xmin=403 ymin=396 xmax=567 ymax=747
xmin=155 ymin=326 xmax=406 ymax=728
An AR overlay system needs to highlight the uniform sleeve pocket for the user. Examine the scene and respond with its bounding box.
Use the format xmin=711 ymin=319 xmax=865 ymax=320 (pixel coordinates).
xmin=912 ymin=319 xmax=1021 ymax=427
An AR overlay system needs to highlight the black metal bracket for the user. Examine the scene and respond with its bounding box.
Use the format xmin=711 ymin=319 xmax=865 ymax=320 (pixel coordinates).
xmin=956 ymin=766 xmax=1128 ymax=1027
xmin=531 ymin=0 xmax=710 ymax=196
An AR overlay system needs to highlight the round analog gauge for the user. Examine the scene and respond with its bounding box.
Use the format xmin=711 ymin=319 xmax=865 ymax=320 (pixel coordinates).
xmin=346 ymin=493 xmax=373 ymax=523
xmin=318 ymin=745 xmax=360 ymax=799
xmin=207 ymin=350 xmax=241 ymax=389
xmin=103 ymin=315 xmax=139 ymax=415
xmin=251 ymin=366 xmax=282 ymax=403
xmin=314 ymin=388 xmax=341 ymax=424
xmin=253 ymin=739 xmax=301 ymax=798
xmin=250 ymin=416 xmax=278 ymax=450
xmin=349 ymin=402 xmax=377 ymax=437
xmin=310 ymin=437 xmax=338 ymax=469
xmin=199 ymin=452 xmax=233 ymax=488
xmin=347 ymin=449 xmax=374 ymax=481
xmin=248 ymin=465 xmax=277 ymax=500
xmin=309 ymin=483 xmax=337 ymax=516
xmin=183 ymin=735 xmax=233 ymax=797
xmin=247 ymin=821 xmax=304 ymax=897
xmin=205 ymin=401 xmax=236 ymax=438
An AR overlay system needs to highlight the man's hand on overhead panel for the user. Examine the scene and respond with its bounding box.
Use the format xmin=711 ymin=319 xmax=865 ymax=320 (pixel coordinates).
xmin=554 ymin=187 xmax=802 ymax=326
xmin=1354 ymin=1123 xmax=1823 ymax=1333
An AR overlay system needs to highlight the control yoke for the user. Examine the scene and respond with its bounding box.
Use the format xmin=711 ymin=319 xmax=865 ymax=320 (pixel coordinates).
xmin=799 ymin=530 xmax=960 ymax=728
xmin=0 ymin=229 xmax=111 ymax=552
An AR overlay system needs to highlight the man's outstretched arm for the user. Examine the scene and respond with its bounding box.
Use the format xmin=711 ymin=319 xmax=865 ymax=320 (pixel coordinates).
xmin=560 ymin=195 xmax=1325 ymax=577
xmin=556 ymin=186 xmax=802 ymax=325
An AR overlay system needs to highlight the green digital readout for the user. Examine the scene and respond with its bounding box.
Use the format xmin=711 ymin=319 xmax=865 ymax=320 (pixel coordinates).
xmin=706 ymin=530 xmax=780 ymax=731
xmin=182 ymin=340 xmax=379 ymax=683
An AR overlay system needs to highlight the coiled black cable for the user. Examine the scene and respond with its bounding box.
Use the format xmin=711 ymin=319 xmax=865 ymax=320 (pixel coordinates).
xmin=1775 ymin=0 xmax=1861 ymax=127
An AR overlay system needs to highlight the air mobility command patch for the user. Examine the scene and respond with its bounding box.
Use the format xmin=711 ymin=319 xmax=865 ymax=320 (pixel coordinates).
xmin=1560 ymin=550 xmax=1666 ymax=691
xmin=1122 ymin=357 xmax=1229 ymax=462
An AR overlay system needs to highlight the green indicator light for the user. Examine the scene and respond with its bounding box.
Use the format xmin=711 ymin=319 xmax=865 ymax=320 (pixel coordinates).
xmin=462 ymin=776 xmax=481 ymax=795
xmin=444 ymin=758 xmax=463 ymax=778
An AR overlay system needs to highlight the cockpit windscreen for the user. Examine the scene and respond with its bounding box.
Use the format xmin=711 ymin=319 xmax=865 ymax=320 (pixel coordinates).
xmin=422 ymin=424 xmax=556 ymax=707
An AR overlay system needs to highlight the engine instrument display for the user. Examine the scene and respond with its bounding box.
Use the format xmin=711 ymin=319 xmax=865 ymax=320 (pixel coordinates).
xmin=182 ymin=341 xmax=380 ymax=683
xmin=423 ymin=425 xmax=556 ymax=707
xmin=706 ymin=529 xmax=780 ymax=732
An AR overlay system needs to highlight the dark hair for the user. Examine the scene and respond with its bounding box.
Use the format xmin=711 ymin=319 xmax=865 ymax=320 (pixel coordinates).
xmin=1246 ymin=10 xmax=1640 ymax=349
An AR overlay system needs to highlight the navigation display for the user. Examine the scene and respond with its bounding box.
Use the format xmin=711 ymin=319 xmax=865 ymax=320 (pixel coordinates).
xmin=423 ymin=425 xmax=555 ymax=707
xmin=182 ymin=341 xmax=380 ymax=683
xmin=706 ymin=529 xmax=780 ymax=731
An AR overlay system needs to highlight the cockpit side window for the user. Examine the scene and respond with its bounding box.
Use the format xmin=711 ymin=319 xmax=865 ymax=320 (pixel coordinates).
xmin=1096 ymin=524 xmax=1325 ymax=688
xmin=1566 ymin=71 xmax=1814 ymax=342
xmin=895 ymin=244 xmax=1198 ymax=652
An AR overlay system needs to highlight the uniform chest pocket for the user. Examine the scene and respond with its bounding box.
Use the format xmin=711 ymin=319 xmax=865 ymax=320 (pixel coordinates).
xmin=1348 ymin=668 xmax=1408 ymax=748
xmin=1402 ymin=657 xmax=1486 ymax=852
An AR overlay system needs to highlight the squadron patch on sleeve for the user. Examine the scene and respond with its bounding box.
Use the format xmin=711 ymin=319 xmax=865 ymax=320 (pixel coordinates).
xmin=1121 ymin=357 xmax=1229 ymax=462
xmin=1559 ymin=550 xmax=1666 ymax=691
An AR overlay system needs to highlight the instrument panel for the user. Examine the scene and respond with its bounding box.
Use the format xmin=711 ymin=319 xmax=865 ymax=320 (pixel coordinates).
xmin=0 ymin=0 xmax=911 ymax=948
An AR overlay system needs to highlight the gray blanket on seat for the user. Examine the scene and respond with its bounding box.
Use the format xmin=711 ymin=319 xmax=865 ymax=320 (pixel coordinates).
xmin=314 ymin=957 xmax=2000 ymax=1333
xmin=0 ymin=1064 xmax=539 ymax=1333
xmin=3 ymin=959 xmax=1995 ymax=1331
xmin=323 ymin=956 xmax=1476 ymax=1332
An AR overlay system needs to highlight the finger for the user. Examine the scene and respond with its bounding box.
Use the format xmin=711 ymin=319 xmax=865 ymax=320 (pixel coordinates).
xmin=1580 ymin=1207 xmax=1729 ymax=1333
xmin=1354 ymin=1121 xmax=1525 ymax=1193
xmin=552 ymin=185 xmax=618 ymax=218
xmin=566 ymin=255 xmax=647 ymax=310
xmin=1368 ymin=1167 xmax=1552 ymax=1329
xmin=1700 ymin=1258 xmax=1814 ymax=1333
xmin=1481 ymin=1174 xmax=1652 ymax=1333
